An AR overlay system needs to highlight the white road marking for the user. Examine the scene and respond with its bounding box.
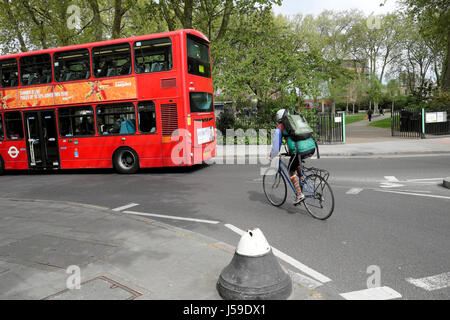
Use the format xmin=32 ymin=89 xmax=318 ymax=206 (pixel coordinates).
xmin=340 ymin=287 xmax=402 ymax=300
xmin=346 ymin=188 xmax=364 ymax=195
xmin=384 ymin=176 xmax=400 ymax=182
xmin=124 ymin=210 xmax=220 ymax=225
xmin=112 ymin=203 xmax=139 ymax=212
xmin=375 ymin=189 xmax=450 ymax=200
xmin=406 ymin=272 xmax=450 ymax=291
xmin=287 ymin=270 xmax=323 ymax=289
xmin=406 ymin=178 xmax=444 ymax=182
xmin=224 ymin=224 xmax=332 ymax=284
xmin=380 ymin=183 xmax=405 ymax=188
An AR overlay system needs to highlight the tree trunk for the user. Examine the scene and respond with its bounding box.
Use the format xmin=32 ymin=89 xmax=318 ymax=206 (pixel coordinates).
xmin=183 ymin=0 xmax=193 ymax=29
xmin=442 ymin=29 xmax=450 ymax=92
xmin=215 ymin=0 xmax=233 ymax=42
xmin=88 ymin=0 xmax=103 ymax=41
xmin=3 ymin=0 xmax=27 ymax=52
xmin=112 ymin=0 xmax=122 ymax=39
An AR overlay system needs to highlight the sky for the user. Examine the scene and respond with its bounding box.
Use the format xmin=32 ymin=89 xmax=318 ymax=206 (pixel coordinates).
xmin=272 ymin=0 xmax=401 ymax=17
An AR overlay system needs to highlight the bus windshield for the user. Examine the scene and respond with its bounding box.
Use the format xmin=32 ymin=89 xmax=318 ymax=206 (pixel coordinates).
xmin=187 ymin=35 xmax=211 ymax=78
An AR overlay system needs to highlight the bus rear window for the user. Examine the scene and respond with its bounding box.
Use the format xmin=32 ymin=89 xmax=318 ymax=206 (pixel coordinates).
xmin=187 ymin=35 xmax=211 ymax=78
xmin=190 ymin=92 xmax=213 ymax=113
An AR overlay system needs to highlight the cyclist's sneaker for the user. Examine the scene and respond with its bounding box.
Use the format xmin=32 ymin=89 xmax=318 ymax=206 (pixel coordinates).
xmin=293 ymin=193 xmax=305 ymax=206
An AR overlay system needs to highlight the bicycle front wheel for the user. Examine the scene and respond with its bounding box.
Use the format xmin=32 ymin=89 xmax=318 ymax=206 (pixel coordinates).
xmin=303 ymin=174 xmax=335 ymax=220
xmin=263 ymin=168 xmax=287 ymax=207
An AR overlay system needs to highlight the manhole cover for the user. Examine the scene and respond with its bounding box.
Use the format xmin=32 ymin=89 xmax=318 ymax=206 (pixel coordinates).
xmin=43 ymin=276 xmax=142 ymax=300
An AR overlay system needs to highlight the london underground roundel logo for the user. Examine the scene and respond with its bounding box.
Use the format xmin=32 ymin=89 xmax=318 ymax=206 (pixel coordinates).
xmin=8 ymin=146 xmax=19 ymax=159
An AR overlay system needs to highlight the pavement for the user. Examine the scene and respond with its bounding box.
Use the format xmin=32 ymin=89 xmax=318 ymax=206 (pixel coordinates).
xmin=0 ymin=198 xmax=340 ymax=300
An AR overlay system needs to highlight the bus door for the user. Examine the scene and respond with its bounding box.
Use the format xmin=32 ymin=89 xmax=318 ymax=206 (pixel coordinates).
xmin=24 ymin=110 xmax=60 ymax=169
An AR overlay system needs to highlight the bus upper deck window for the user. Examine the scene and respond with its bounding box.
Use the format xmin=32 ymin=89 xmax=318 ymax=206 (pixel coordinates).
xmin=0 ymin=58 xmax=19 ymax=88
xmin=134 ymin=38 xmax=173 ymax=74
xmin=92 ymin=43 xmax=132 ymax=78
xmin=54 ymin=49 xmax=91 ymax=82
xmin=19 ymin=54 xmax=52 ymax=86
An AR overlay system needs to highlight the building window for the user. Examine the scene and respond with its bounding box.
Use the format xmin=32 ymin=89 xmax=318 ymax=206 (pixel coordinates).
xmin=19 ymin=54 xmax=52 ymax=86
xmin=4 ymin=111 xmax=24 ymax=140
xmin=96 ymin=103 xmax=136 ymax=135
xmin=58 ymin=106 xmax=95 ymax=137
xmin=137 ymin=101 xmax=157 ymax=133
xmin=92 ymin=43 xmax=132 ymax=78
xmin=54 ymin=49 xmax=91 ymax=82
xmin=0 ymin=59 xmax=19 ymax=88
xmin=134 ymin=38 xmax=173 ymax=74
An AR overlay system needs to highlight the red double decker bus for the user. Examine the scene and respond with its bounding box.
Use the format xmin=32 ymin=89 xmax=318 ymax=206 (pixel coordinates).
xmin=0 ymin=29 xmax=216 ymax=174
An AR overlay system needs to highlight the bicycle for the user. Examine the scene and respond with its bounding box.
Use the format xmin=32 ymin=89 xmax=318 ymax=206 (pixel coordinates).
xmin=263 ymin=153 xmax=335 ymax=220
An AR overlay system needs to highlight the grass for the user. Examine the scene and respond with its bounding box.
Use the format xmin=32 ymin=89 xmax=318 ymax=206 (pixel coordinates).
xmin=345 ymin=114 xmax=367 ymax=125
xmin=368 ymin=117 xmax=391 ymax=128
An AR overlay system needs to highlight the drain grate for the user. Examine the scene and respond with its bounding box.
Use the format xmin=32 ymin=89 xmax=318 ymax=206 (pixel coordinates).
xmin=43 ymin=276 xmax=142 ymax=300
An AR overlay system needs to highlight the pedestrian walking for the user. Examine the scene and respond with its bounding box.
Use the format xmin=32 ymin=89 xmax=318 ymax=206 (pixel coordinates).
xmin=367 ymin=108 xmax=373 ymax=122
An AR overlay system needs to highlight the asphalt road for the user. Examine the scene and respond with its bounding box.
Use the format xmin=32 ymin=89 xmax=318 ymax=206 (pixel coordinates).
xmin=1 ymin=155 xmax=449 ymax=300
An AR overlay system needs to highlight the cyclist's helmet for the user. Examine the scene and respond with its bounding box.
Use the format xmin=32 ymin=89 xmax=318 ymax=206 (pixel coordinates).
xmin=276 ymin=109 xmax=288 ymax=123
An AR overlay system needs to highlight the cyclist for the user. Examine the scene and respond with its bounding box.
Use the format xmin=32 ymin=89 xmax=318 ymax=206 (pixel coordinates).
xmin=269 ymin=109 xmax=305 ymax=205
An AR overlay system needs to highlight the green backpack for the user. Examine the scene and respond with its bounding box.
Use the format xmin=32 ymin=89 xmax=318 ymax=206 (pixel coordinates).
xmin=281 ymin=113 xmax=314 ymax=141
xmin=283 ymin=131 xmax=318 ymax=159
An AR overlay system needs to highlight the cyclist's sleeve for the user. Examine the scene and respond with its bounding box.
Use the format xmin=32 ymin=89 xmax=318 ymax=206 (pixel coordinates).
xmin=270 ymin=128 xmax=282 ymax=159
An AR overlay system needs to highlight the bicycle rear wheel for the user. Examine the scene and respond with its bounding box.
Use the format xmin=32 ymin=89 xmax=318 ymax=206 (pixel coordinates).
xmin=303 ymin=174 xmax=334 ymax=220
xmin=263 ymin=168 xmax=287 ymax=207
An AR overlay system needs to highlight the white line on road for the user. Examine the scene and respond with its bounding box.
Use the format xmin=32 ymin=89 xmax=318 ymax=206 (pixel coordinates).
xmin=384 ymin=176 xmax=400 ymax=182
xmin=224 ymin=224 xmax=332 ymax=284
xmin=340 ymin=287 xmax=402 ymax=300
xmin=406 ymin=178 xmax=444 ymax=182
xmin=406 ymin=272 xmax=450 ymax=291
xmin=375 ymin=189 xmax=450 ymax=200
xmin=112 ymin=203 xmax=139 ymax=212
xmin=124 ymin=210 xmax=221 ymax=225
xmin=346 ymin=188 xmax=364 ymax=195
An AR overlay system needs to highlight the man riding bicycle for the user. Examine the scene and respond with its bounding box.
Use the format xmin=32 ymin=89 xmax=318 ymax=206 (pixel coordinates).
xmin=269 ymin=109 xmax=307 ymax=205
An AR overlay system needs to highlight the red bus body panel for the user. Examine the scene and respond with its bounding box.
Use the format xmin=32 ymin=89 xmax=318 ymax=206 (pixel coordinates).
xmin=0 ymin=30 xmax=215 ymax=172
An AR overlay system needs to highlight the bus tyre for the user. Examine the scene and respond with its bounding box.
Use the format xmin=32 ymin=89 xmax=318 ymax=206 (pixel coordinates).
xmin=113 ymin=148 xmax=139 ymax=174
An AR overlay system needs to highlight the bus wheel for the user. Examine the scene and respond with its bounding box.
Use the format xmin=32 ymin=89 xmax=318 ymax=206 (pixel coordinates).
xmin=113 ymin=148 xmax=139 ymax=174
xmin=0 ymin=156 xmax=4 ymax=175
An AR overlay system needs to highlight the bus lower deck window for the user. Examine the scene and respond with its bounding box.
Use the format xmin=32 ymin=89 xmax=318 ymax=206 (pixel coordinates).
xmin=4 ymin=111 xmax=24 ymax=140
xmin=96 ymin=103 xmax=136 ymax=135
xmin=58 ymin=106 xmax=95 ymax=137
xmin=138 ymin=101 xmax=157 ymax=133
xmin=0 ymin=114 xmax=4 ymax=140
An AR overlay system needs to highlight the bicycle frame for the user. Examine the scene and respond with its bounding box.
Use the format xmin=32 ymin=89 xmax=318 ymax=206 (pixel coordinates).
xmin=277 ymin=156 xmax=315 ymax=198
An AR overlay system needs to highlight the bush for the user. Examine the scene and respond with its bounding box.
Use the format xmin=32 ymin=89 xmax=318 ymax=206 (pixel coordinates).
xmin=216 ymin=110 xmax=235 ymax=134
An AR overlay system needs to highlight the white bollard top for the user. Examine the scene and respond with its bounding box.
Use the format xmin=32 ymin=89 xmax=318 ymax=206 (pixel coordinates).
xmin=236 ymin=228 xmax=271 ymax=256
